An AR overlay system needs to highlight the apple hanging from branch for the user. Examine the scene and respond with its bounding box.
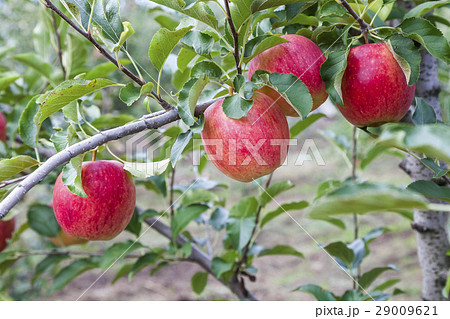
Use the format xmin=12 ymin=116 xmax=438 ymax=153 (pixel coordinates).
xmin=53 ymin=160 xmax=136 ymax=241
xmin=248 ymin=34 xmax=328 ymax=117
xmin=339 ymin=43 xmax=415 ymax=127
xmin=0 ymin=218 xmax=15 ymax=252
xmin=0 ymin=112 xmax=7 ymax=142
xmin=201 ymin=92 xmax=289 ymax=182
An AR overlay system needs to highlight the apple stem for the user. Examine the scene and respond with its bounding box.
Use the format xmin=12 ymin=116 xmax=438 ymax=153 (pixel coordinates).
xmin=339 ymin=0 xmax=370 ymax=44
xmin=223 ymin=0 xmax=242 ymax=75
xmin=92 ymin=149 xmax=97 ymax=162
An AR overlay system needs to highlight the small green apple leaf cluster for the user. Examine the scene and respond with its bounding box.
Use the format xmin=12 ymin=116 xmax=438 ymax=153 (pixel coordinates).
xmin=27 ymin=204 xmax=60 ymax=237
xmin=308 ymin=180 xmax=429 ymax=219
xmin=298 ymin=228 xmax=403 ymax=301
xmin=0 ymin=155 xmax=39 ymax=182
xmin=268 ymin=73 xmax=313 ymax=119
xmin=222 ymin=94 xmax=254 ymax=119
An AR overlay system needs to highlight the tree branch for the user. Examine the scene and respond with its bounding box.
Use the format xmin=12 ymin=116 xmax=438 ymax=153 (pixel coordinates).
xmin=42 ymin=0 xmax=174 ymax=111
xmin=0 ymin=175 xmax=28 ymax=189
xmin=0 ymin=99 xmax=216 ymax=219
xmin=223 ymin=0 xmax=242 ymax=75
xmin=144 ymin=217 xmax=259 ymax=300
xmin=51 ymin=11 xmax=66 ymax=80
xmin=340 ymin=0 xmax=370 ymax=43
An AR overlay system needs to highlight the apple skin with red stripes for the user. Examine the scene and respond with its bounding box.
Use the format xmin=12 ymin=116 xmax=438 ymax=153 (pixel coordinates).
xmin=0 ymin=112 xmax=7 ymax=142
xmin=201 ymin=92 xmax=289 ymax=182
xmin=0 ymin=218 xmax=15 ymax=252
xmin=53 ymin=160 xmax=136 ymax=241
xmin=339 ymin=43 xmax=415 ymax=127
xmin=248 ymin=34 xmax=328 ymax=117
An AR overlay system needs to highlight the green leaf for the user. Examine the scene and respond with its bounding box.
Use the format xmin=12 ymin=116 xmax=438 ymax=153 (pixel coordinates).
xmin=123 ymin=159 xmax=170 ymax=178
xmin=230 ymin=196 xmax=259 ymax=218
xmin=251 ymin=0 xmax=305 ymax=13
xmin=294 ymin=284 xmax=337 ymax=301
xmin=290 ymin=113 xmax=326 ymax=138
xmin=308 ymin=181 xmax=429 ymax=219
xmin=226 ymin=217 xmax=256 ymax=251
xmin=18 ymin=96 xmax=40 ymax=147
xmin=171 ymin=130 xmax=193 ymax=167
xmin=404 ymin=1 xmax=450 ymax=19
xmin=154 ymin=14 xmax=179 ymax=31
xmin=211 ymin=257 xmax=234 ymax=280
xmin=62 ymin=154 xmax=87 ymax=198
xmin=13 ymin=53 xmax=53 ymax=80
xmin=210 ymin=207 xmax=229 ymax=230
xmin=177 ymin=47 xmax=197 ymax=72
xmin=358 ymin=265 xmax=397 ymax=290
xmin=360 ymin=145 xmax=400 ymax=170
xmin=0 ymin=155 xmax=39 ymax=182
xmin=171 ymin=204 xmax=209 ymax=239
xmin=0 ymin=72 xmax=20 ymax=91
xmin=119 ymin=83 xmax=141 ymax=106
xmin=129 ymin=252 xmax=159 ymax=280
xmin=178 ymin=77 xmax=209 ymax=126
xmin=259 ymin=245 xmax=304 ymax=258
xmin=125 ymin=209 xmax=142 ymax=237
xmin=149 ymin=0 xmax=218 ymax=29
xmin=27 ymin=204 xmax=60 ymax=237
xmin=98 ymin=240 xmax=144 ymax=269
xmin=182 ymin=189 xmax=219 ymax=207
xmin=323 ymin=241 xmax=354 ymax=267
xmin=320 ymin=49 xmax=347 ymax=106
xmin=222 ymin=94 xmax=254 ymax=119
xmin=319 ymin=0 xmax=348 ymax=18
xmin=399 ymin=17 xmax=450 ymax=64
xmin=373 ymin=279 xmax=401 ymax=292
xmin=36 ymin=79 xmax=120 ymax=125
xmin=412 ymin=97 xmax=437 ymax=125
xmin=376 ymin=123 xmax=450 ymax=163
xmin=149 ymin=26 xmax=193 ymax=72
xmin=444 ymin=273 xmax=450 ymax=299
xmin=112 ymin=263 xmax=134 ymax=284
xmin=407 ymin=180 xmax=450 ymax=202
xmin=387 ymin=34 xmax=421 ymax=85
xmin=269 ymin=73 xmax=313 ymax=119
xmin=261 ymin=201 xmax=309 ymax=228
xmin=84 ymin=59 xmax=130 ymax=80
xmin=420 ymin=158 xmax=449 ymax=179
xmin=140 ymin=82 xmax=155 ymax=96
xmin=243 ymin=35 xmax=289 ymax=63
xmin=113 ymin=21 xmax=134 ymax=53
xmin=191 ymin=61 xmax=223 ymax=79
xmin=34 ymin=254 xmax=70 ymax=283
xmin=191 ymin=272 xmax=208 ymax=295
xmin=52 ymin=258 xmax=99 ymax=291
xmin=91 ymin=114 xmax=135 ymax=129
xmin=259 ymin=181 xmax=294 ymax=207
xmin=182 ymin=31 xmax=215 ymax=56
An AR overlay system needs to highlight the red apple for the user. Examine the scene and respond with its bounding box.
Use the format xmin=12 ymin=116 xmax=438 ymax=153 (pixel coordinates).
xmin=248 ymin=34 xmax=328 ymax=117
xmin=53 ymin=160 xmax=136 ymax=241
xmin=0 ymin=112 xmax=7 ymax=142
xmin=201 ymin=92 xmax=290 ymax=182
xmin=0 ymin=218 xmax=15 ymax=252
xmin=339 ymin=43 xmax=415 ymax=127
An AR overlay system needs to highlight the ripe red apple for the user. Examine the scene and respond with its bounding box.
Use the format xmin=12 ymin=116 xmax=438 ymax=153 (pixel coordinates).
xmin=50 ymin=230 xmax=88 ymax=247
xmin=0 ymin=218 xmax=15 ymax=252
xmin=248 ymin=34 xmax=328 ymax=117
xmin=201 ymin=92 xmax=290 ymax=182
xmin=53 ymin=160 xmax=136 ymax=241
xmin=0 ymin=112 xmax=7 ymax=142
xmin=339 ymin=43 xmax=415 ymax=127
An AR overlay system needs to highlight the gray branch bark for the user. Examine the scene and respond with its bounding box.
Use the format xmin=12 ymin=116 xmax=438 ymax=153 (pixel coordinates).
xmin=0 ymin=100 xmax=217 ymax=219
xmin=400 ymin=50 xmax=450 ymax=301
xmin=144 ymin=217 xmax=259 ymax=300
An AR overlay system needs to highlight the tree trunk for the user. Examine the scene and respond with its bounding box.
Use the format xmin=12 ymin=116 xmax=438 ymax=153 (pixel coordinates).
xmin=400 ymin=50 xmax=450 ymax=300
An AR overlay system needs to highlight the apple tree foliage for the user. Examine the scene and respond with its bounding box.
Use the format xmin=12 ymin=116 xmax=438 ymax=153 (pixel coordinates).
xmin=0 ymin=0 xmax=449 ymax=300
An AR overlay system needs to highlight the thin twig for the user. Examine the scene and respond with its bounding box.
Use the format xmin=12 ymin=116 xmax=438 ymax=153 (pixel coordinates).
xmin=340 ymin=0 xmax=370 ymax=44
xmin=51 ymin=11 xmax=66 ymax=79
xmin=43 ymin=0 xmax=173 ymax=110
xmin=0 ymin=176 xmax=28 ymax=189
xmin=223 ymin=0 xmax=242 ymax=75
